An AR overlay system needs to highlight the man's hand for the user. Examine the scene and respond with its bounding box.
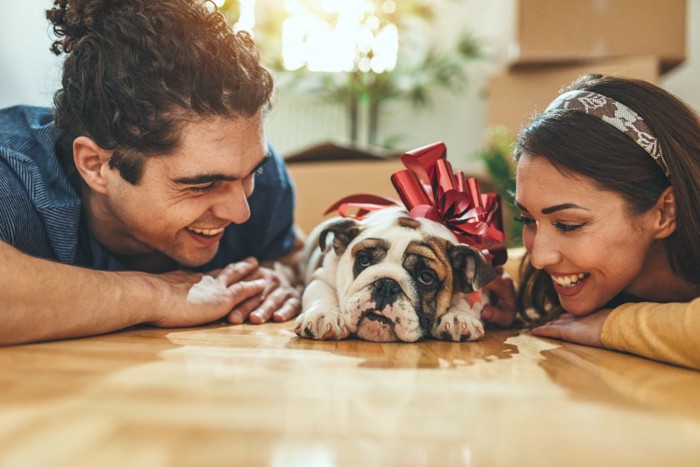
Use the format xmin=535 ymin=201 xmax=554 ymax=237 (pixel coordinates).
xmin=222 ymin=226 xmax=305 ymax=325
xmin=226 ymin=262 xmax=301 ymax=324
xmin=531 ymin=310 xmax=611 ymax=348
xmin=150 ymin=258 xmax=268 ymax=327
xmin=153 ymin=256 xmax=301 ymax=327
xmin=480 ymin=268 xmax=518 ymax=327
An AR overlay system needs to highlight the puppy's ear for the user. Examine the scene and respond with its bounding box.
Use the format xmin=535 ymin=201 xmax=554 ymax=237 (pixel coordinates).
xmin=319 ymin=218 xmax=363 ymax=256
xmin=449 ymin=244 xmax=497 ymax=293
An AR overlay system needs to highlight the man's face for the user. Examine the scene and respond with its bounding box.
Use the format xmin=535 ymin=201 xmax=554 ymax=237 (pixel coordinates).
xmin=97 ymin=114 xmax=267 ymax=268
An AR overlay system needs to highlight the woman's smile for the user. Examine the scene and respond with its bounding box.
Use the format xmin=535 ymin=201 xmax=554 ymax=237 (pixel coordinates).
xmin=550 ymin=272 xmax=590 ymax=298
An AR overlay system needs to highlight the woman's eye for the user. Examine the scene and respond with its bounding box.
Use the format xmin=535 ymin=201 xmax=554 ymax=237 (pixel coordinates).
xmin=514 ymin=215 xmax=535 ymax=226
xmin=418 ymin=270 xmax=437 ymax=287
xmin=554 ymin=222 xmax=585 ymax=233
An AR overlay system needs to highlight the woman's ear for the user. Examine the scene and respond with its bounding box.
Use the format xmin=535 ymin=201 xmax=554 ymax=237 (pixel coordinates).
xmin=653 ymin=186 xmax=676 ymax=239
xmin=73 ymin=136 xmax=112 ymax=194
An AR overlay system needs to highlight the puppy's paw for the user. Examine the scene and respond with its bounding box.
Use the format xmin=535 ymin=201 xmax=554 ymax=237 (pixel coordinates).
xmin=432 ymin=309 xmax=485 ymax=342
xmin=294 ymin=306 xmax=350 ymax=340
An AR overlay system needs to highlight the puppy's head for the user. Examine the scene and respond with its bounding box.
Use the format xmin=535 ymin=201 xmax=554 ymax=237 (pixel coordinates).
xmin=320 ymin=206 xmax=496 ymax=342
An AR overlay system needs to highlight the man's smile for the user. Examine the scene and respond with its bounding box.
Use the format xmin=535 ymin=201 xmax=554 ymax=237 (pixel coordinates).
xmin=186 ymin=226 xmax=226 ymax=237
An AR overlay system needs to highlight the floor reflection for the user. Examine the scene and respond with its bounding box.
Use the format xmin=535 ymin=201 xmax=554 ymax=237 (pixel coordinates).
xmin=537 ymin=341 xmax=700 ymax=421
xmin=286 ymin=329 xmax=520 ymax=369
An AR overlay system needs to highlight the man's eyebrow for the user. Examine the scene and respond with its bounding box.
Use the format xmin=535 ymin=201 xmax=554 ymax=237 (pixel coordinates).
xmin=172 ymin=173 xmax=236 ymax=185
xmin=172 ymin=152 xmax=272 ymax=185
xmin=515 ymin=201 xmax=589 ymax=215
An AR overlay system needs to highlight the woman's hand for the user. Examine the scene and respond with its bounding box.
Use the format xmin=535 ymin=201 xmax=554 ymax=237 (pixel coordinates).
xmin=531 ymin=309 xmax=612 ymax=347
xmin=481 ymin=268 xmax=518 ymax=327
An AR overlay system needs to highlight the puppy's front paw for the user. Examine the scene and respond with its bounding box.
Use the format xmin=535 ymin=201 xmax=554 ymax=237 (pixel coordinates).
xmin=432 ymin=309 xmax=485 ymax=342
xmin=294 ymin=306 xmax=350 ymax=340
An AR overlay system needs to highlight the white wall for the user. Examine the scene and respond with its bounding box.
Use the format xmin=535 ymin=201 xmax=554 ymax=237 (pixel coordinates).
xmin=2 ymin=0 xmax=698 ymax=174
xmin=664 ymin=0 xmax=700 ymax=110
xmin=0 ymin=1 xmax=63 ymax=108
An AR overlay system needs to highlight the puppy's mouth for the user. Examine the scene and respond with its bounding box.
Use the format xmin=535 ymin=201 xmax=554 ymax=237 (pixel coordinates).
xmin=362 ymin=310 xmax=394 ymax=327
xmin=357 ymin=308 xmax=399 ymax=342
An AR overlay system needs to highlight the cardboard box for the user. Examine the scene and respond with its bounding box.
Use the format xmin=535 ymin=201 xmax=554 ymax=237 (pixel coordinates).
xmin=510 ymin=0 xmax=686 ymax=73
xmin=286 ymin=142 xmax=403 ymax=234
xmin=287 ymin=142 xmax=501 ymax=235
xmin=487 ymin=56 xmax=661 ymax=134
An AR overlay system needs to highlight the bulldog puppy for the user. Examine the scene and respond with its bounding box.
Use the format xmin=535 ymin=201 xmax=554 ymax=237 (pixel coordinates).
xmin=294 ymin=206 xmax=497 ymax=343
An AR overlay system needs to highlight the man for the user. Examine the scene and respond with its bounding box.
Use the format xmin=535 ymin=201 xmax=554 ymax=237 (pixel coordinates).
xmin=0 ymin=0 xmax=302 ymax=345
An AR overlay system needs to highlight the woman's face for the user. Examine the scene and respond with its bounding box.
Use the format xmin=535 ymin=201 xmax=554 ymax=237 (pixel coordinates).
xmin=515 ymin=153 xmax=660 ymax=315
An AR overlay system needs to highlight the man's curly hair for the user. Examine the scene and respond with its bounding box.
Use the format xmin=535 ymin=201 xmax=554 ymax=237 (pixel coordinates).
xmin=46 ymin=0 xmax=274 ymax=184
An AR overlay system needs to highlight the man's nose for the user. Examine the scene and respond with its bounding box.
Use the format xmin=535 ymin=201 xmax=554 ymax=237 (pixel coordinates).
xmin=527 ymin=231 xmax=561 ymax=270
xmin=210 ymin=181 xmax=251 ymax=224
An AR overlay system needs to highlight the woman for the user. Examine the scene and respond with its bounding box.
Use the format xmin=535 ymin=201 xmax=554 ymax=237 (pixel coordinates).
xmin=483 ymin=74 xmax=700 ymax=370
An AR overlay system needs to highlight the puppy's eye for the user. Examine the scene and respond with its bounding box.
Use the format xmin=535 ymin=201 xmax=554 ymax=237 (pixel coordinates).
xmin=356 ymin=252 xmax=372 ymax=268
xmin=418 ymin=270 xmax=437 ymax=287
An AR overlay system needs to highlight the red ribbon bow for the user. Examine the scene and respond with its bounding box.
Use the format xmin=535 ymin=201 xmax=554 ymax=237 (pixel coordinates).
xmin=324 ymin=142 xmax=507 ymax=266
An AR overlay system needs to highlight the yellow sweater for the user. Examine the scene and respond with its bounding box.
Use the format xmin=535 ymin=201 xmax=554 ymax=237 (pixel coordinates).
xmin=601 ymin=298 xmax=700 ymax=370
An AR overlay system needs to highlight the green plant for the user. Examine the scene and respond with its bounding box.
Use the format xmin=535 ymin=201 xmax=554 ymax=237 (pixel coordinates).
xmin=219 ymin=0 xmax=483 ymax=147
xmin=476 ymin=127 xmax=521 ymax=247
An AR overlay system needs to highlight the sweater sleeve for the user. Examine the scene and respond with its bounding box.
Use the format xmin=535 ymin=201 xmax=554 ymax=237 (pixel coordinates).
xmin=600 ymin=298 xmax=700 ymax=370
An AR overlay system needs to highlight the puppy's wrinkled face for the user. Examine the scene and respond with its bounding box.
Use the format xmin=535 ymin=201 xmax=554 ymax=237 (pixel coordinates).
xmin=330 ymin=207 xmax=491 ymax=342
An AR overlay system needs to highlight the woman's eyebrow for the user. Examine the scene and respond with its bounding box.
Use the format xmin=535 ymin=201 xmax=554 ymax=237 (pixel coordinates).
xmin=515 ymin=201 xmax=589 ymax=214
xmin=541 ymin=203 xmax=589 ymax=214
xmin=515 ymin=201 xmax=529 ymax=212
xmin=172 ymin=152 xmax=272 ymax=185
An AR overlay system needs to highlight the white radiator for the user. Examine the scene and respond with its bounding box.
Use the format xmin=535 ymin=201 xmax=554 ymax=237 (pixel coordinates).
xmin=264 ymin=94 xmax=354 ymax=157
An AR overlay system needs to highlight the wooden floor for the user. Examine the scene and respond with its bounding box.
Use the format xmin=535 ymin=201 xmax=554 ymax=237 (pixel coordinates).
xmin=1 ymin=322 xmax=699 ymax=466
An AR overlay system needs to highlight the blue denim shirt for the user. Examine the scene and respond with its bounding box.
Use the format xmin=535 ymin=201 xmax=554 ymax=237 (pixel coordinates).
xmin=0 ymin=105 xmax=296 ymax=271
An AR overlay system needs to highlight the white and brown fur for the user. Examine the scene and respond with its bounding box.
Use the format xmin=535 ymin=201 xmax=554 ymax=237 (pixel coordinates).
xmin=294 ymin=206 xmax=496 ymax=342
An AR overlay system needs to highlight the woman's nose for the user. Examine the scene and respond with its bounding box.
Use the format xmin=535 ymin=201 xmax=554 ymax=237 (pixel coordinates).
xmin=526 ymin=229 xmax=561 ymax=270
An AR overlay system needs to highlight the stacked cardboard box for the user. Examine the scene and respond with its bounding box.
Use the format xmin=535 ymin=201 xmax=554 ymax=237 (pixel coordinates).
xmin=285 ymin=142 xmax=403 ymax=234
xmin=487 ymin=0 xmax=687 ymax=135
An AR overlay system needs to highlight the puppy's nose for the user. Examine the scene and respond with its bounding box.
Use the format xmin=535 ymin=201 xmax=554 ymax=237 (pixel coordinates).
xmin=372 ymin=278 xmax=401 ymax=309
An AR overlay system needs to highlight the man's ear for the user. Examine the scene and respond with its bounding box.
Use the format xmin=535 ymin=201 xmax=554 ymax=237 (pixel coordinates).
xmin=449 ymin=244 xmax=497 ymax=293
xmin=318 ymin=218 xmax=363 ymax=256
xmin=653 ymin=186 xmax=676 ymax=239
xmin=73 ymin=136 xmax=112 ymax=194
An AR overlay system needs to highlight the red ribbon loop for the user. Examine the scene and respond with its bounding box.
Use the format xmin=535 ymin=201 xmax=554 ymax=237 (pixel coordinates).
xmin=323 ymin=194 xmax=401 ymax=220
xmin=325 ymin=142 xmax=507 ymax=266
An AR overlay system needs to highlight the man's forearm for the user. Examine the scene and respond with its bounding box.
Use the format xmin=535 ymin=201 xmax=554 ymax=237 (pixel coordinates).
xmin=0 ymin=241 xmax=161 ymax=345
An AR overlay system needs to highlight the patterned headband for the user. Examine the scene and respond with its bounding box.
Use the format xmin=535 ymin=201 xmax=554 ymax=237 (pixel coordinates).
xmin=545 ymin=90 xmax=671 ymax=178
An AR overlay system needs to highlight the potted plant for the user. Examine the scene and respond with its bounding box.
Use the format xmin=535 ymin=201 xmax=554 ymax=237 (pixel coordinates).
xmin=220 ymin=0 xmax=483 ymax=147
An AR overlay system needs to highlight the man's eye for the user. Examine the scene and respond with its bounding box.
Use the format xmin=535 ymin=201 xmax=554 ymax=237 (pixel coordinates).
xmin=189 ymin=182 xmax=216 ymax=194
xmin=256 ymin=152 xmax=273 ymax=175
xmin=418 ymin=270 xmax=437 ymax=287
